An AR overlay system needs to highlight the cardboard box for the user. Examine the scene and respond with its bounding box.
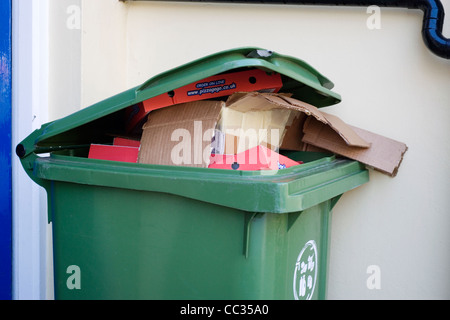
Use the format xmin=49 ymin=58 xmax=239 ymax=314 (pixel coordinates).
xmin=125 ymin=94 xmax=174 ymax=133
xmin=217 ymin=105 xmax=295 ymax=154
xmin=138 ymin=101 xmax=224 ymax=167
xmin=138 ymin=92 xmax=407 ymax=176
xmin=125 ymin=69 xmax=283 ymax=132
xmin=138 ymin=94 xmax=296 ymax=168
xmin=172 ymin=68 xmax=282 ymax=105
xmin=221 ymin=133 xmax=276 ymax=155
xmin=88 ymin=144 xmax=140 ymax=163
xmin=113 ymin=137 xmax=141 ymax=148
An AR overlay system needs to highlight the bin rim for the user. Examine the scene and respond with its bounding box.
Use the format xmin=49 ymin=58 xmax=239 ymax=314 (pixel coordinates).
xmin=35 ymin=152 xmax=368 ymax=220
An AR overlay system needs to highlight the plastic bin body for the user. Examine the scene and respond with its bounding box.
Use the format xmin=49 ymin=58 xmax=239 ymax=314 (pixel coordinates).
xmin=37 ymin=152 xmax=367 ymax=300
xmin=51 ymin=182 xmax=331 ymax=300
xmin=16 ymin=47 xmax=369 ymax=300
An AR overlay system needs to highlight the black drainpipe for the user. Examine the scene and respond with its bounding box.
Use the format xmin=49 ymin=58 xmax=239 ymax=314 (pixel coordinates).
xmin=154 ymin=0 xmax=449 ymax=59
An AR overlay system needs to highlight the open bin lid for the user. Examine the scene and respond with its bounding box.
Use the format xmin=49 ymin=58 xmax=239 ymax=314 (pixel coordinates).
xmin=17 ymin=47 xmax=341 ymax=159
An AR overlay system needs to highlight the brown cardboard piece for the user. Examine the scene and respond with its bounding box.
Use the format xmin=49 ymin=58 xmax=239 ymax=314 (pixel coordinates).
xmin=138 ymin=100 xmax=224 ymax=167
xmin=302 ymin=117 xmax=408 ymax=176
xmin=138 ymin=92 xmax=407 ymax=176
xmin=225 ymin=92 xmax=407 ymax=176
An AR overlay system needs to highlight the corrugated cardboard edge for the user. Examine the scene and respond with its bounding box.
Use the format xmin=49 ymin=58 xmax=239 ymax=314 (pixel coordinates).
xmin=321 ymin=112 xmax=371 ymax=148
xmin=227 ymin=92 xmax=328 ymax=123
xmin=302 ymin=117 xmax=408 ymax=177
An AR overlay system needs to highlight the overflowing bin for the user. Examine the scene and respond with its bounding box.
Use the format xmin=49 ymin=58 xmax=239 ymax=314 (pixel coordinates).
xmin=17 ymin=48 xmax=370 ymax=300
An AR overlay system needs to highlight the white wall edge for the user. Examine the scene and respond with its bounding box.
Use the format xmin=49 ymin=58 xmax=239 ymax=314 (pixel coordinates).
xmin=12 ymin=0 xmax=49 ymax=300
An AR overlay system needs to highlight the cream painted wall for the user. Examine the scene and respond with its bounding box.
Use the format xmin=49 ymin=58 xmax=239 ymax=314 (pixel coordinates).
xmin=81 ymin=0 xmax=128 ymax=108
xmin=50 ymin=0 xmax=450 ymax=299
xmin=49 ymin=0 xmax=81 ymax=121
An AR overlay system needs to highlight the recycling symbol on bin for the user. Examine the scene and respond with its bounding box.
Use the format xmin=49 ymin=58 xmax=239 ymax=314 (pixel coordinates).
xmin=293 ymin=240 xmax=318 ymax=300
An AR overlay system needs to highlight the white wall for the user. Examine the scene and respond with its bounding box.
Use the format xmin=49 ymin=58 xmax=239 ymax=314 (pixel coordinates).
xmin=12 ymin=0 xmax=49 ymax=300
xmin=41 ymin=0 xmax=450 ymax=299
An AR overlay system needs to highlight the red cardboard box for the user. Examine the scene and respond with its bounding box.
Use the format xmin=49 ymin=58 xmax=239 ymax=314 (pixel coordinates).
xmin=126 ymin=69 xmax=283 ymax=132
xmin=113 ymin=137 xmax=141 ymax=148
xmin=208 ymin=145 xmax=302 ymax=171
xmin=171 ymin=68 xmax=282 ymax=105
xmin=125 ymin=94 xmax=174 ymax=133
xmin=88 ymin=144 xmax=140 ymax=163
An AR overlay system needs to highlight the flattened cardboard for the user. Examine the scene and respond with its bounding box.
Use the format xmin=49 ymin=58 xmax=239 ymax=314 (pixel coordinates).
xmin=321 ymin=112 xmax=371 ymax=148
xmin=138 ymin=101 xmax=224 ymax=167
xmin=302 ymin=117 xmax=408 ymax=176
xmin=226 ymin=92 xmax=407 ymax=176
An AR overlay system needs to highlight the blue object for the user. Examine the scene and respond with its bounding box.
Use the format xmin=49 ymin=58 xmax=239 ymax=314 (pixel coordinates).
xmin=0 ymin=0 xmax=12 ymax=300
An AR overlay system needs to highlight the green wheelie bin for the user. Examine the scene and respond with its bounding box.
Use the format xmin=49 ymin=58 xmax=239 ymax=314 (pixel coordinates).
xmin=17 ymin=48 xmax=369 ymax=300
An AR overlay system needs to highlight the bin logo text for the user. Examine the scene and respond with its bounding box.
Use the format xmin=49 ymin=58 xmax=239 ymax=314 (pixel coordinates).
xmin=293 ymin=240 xmax=318 ymax=300
xmin=187 ymin=79 xmax=236 ymax=97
